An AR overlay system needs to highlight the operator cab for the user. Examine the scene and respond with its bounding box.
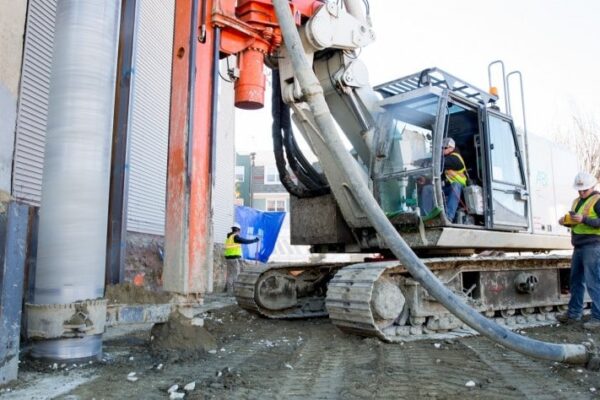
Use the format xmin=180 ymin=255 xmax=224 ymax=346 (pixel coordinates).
xmin=372 ymin=68 xmax=529 ymax=232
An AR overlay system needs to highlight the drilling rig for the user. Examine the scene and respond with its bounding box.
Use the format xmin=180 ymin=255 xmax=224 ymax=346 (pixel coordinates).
xmin=202 ymin=0 xmax=582 ymax=348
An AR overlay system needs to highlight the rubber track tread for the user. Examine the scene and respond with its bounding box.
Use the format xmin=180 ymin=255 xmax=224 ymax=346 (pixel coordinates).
xmin=326 ymin=263 xmax=388 ymax=340
xmin=326 ymin=255 xmax=572 ymax=342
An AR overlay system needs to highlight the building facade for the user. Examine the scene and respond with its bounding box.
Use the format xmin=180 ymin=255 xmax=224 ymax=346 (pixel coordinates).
xmin=235 ymin=153 xmax=251 ymax=206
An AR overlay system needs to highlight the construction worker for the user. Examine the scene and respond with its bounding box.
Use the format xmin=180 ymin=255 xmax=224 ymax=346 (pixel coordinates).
xmin=416 ymin=138 xmax=467 ymax=221
xmin=224 ymin=222 xmax=259 ymax=295
xmin=441 ymin=137 xmax=467 ymax=222
xmin=557 ymin=171 xmax=600 ymax=330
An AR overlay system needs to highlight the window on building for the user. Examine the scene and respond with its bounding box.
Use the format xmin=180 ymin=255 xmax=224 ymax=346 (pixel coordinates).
xmin=235 ymin=166 xmax=245 ymax=183
xmin=266 ymin=199 xmax=286 ymax=212
xmin=264 ymin=165 xmax=279 ymax=185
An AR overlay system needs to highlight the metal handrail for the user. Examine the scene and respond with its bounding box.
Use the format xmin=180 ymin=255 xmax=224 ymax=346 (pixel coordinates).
xmin=488 ymin=60 xmax=509 ymax=114
xmin=507 ymin=70 xmax=532 ymax=233
xmin=376 ymin=67 xmax=497 ymax=105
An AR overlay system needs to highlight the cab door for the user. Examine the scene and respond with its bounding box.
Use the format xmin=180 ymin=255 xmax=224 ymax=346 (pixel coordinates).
xmin=484 ymin=111 xmax=529 ymax=230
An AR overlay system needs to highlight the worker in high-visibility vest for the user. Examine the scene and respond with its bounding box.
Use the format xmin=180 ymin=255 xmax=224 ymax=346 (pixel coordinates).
xmin=558 ymin=171 xmax=600 ymax=330
xmin=224 ymin=222 xmax=259 ymax=295
xmin=417 ymin=137 xmax=468 ymax=222
xmin=441 ymin=137 xmax=467 ymax=222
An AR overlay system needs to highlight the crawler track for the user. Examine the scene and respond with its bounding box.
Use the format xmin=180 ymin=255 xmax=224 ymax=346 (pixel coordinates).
xmin=235 ymin=255 xmax=575 ymax=342
xmin=234 ymin=262 xmax=349 ymax=318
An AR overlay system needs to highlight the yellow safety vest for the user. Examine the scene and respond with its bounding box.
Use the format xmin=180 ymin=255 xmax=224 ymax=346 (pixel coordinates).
xmin=571 ymin=194 xmax=600 ymax=236
xmin=224 ymin=233 xmax=242 ymax=257
xmin=444 ymin=152 xmax=467 ymax=187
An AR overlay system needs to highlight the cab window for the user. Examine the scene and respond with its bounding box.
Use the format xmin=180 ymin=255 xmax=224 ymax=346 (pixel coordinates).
xmin=488 ymin=115 xmax=524 ymax=186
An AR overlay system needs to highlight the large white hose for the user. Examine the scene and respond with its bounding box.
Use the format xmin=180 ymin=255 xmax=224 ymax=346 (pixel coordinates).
xmin=273 ymin=0 xmax=592 ymax=365
xmin=33 ymin=0 xmax=120 ymax=360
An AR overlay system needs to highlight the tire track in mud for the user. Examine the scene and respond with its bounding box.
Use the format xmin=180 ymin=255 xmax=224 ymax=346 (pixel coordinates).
xmin=463 ymin=337 xmax=592 ymax=400
xmin=203 ymin=317 xmax=592 ymax=400
xmin=191 ymin=319 xmax=310 ymax=399
xmin=60 ymin=307 xmax=600 ymax=399
xmin=369 ymin=340 xmax=516 ymax=399
xmin=270 ymin=328 xmax=368 ymax=399
xmin=194 ymin=320 xmax=371 ymax=399
xmin=68 ymin=317 xmax=306 ymax=399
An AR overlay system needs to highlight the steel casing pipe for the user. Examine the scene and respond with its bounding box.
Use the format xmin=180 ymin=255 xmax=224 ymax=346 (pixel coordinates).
xmin=32 ymin=0 xmax=120 ymax=360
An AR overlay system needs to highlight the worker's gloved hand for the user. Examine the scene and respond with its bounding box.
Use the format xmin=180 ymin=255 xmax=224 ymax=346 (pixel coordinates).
xmin=253 ymin=238 xmax=260 ymax=243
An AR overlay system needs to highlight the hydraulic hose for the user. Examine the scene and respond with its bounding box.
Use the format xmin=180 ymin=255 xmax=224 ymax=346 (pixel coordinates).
xmin=274 ymin=69 xmax=328 ymax=190
xmin=283 ymin=127 xmax=328 ymax=189
xmin=272 ymin=0 xmax=592 ymax=366
xmin=275 ymin=69 xmax=324 ymax=190
xmin=271 ymin=69 xmax=329 ymax=197
xmin=282 ymin=127 xmax=321 ymax=190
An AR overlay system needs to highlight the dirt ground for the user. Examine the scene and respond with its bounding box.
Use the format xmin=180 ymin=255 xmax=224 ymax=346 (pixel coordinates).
xmin=5 ymin=295 xmax=600 ymax=400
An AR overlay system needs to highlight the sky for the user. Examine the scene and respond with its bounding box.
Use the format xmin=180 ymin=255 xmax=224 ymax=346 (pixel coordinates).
xmin=235 ymin=0 xmax=600 ymax=155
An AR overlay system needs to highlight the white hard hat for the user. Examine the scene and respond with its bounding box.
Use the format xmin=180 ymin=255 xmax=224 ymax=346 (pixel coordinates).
xmin=232 ymin=222 xmax=241 ymax=230
xmin=573 ymin=171 xmax=597 ymax=191
xmin=442 ymin=137 xmax=455 ymax=148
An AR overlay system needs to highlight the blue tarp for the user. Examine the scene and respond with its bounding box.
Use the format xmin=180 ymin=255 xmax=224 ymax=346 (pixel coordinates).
xmin=234 ymin=206 xmax=286 ymax=263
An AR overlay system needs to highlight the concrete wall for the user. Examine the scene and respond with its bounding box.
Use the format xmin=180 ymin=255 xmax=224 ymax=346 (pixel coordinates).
xmin=122 ymin=232 xmax=227 ymax=293
xmin=212 ymin=243 xmax=227 ymax=292
xmin=0 ymin=1 xmax=27 ymax=194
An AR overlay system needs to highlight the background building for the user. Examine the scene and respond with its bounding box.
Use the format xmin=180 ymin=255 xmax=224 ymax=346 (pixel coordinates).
xmin=235 ymin=153 xmax=251 ymax=206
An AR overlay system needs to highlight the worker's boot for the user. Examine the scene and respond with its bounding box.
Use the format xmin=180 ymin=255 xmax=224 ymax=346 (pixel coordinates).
xmin=583 ymin=319 xmax=600 ymax=331
xmin=555 ymin=312 xmax=580 ymax=325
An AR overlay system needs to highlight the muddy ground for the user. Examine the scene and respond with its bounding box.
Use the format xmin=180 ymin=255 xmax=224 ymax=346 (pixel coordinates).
xmin=5 ymin=296 xmax=600 ymax=400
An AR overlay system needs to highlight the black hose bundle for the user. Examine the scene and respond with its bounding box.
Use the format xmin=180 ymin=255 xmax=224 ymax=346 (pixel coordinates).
xmin=271 ymin=68 xmax=330 ymax=197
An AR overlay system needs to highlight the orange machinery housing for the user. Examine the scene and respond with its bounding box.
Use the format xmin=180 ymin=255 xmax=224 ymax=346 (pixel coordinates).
xmin=165 ymin=0 xmax=323 ymax=295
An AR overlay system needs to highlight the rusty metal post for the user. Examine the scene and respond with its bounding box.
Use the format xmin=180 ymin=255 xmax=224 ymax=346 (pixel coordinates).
xmin=164 ymin=0 xmax=216 ymax=294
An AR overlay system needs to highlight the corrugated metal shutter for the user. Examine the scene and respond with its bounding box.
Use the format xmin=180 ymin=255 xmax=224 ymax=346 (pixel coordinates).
xmin=126 ymin=0 xmax=174 ymax=234
xmin=212 ymin=62 xmax=236 ymax=244
xmin=12 ymin=0 xmax=57 ymax=205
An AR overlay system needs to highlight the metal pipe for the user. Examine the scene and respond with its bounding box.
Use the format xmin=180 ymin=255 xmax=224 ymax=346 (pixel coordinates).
xmin=107 ymin=0 xmax=138 ymax=285
xmin=186 ymin=0 xmax=200 ymax=182
xmin=273 ymin=0 xmax=591 ymax=365
xmin=487 ymin=60 xmax=508 ymax=114
xmin=507 ymin=70 xmax=533 ymax=233
xmin=33 ymin=0 xmax=120 ymax=360
xmin=209 ymin=27 xmax=221 ymax=186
